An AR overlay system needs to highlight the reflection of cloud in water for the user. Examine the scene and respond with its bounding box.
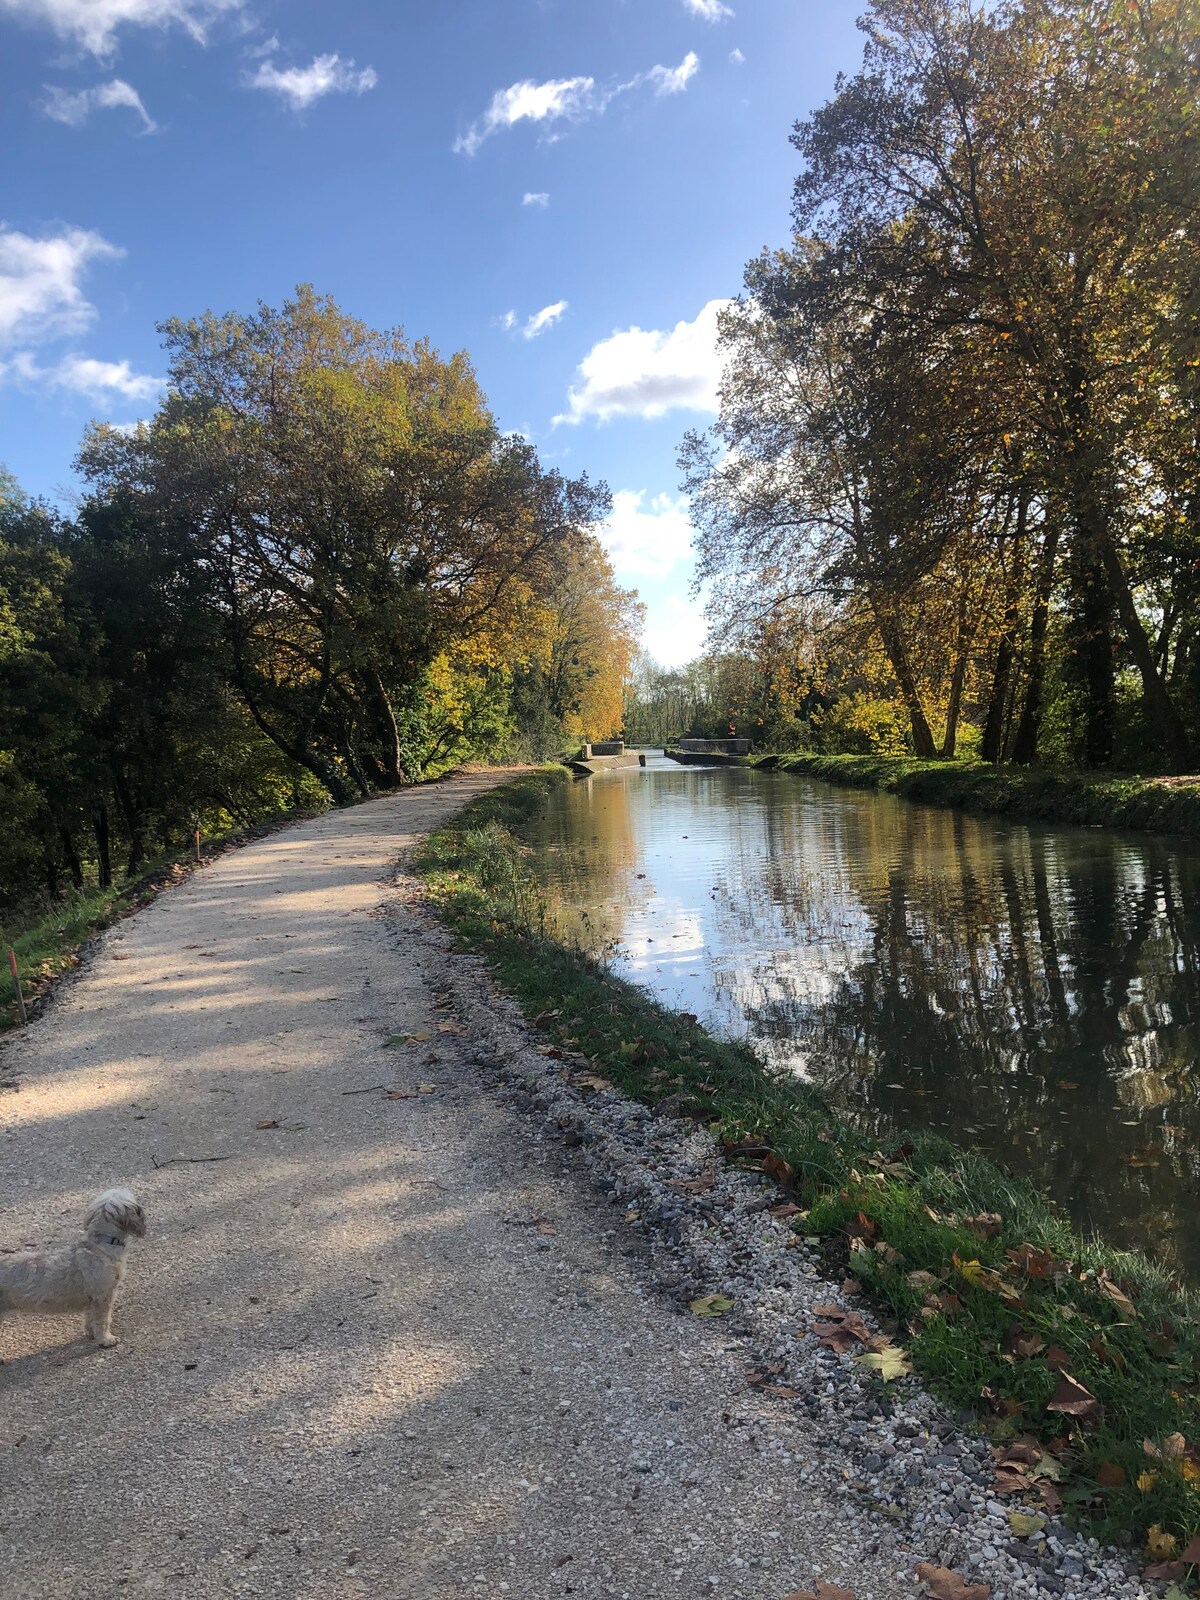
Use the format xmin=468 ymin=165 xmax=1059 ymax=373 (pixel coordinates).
xmin=523 ymin=764 xmax=1200 ymax=1275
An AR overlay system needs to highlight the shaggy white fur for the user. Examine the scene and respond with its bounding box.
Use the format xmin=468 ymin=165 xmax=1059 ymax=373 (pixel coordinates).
xmin=0 ymin=1189 xmax=146 ymax=1347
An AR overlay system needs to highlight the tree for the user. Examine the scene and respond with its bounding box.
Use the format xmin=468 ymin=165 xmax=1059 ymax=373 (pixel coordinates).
xmin=81 ymin=287 xmax=612 ymax=803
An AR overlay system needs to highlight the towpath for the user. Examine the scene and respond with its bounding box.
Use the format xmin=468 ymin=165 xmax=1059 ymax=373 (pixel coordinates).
xmin=0 ymin=773 xmax=912 ymax=1600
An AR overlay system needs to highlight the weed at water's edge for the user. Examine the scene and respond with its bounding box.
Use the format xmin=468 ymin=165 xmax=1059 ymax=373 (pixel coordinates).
xmin=418 ymin=765 xmax=1200 ymax=1569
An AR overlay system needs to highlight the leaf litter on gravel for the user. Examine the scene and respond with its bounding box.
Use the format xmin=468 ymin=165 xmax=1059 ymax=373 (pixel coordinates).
xmin=915 ymin=1563 xmax=991 ymax=1599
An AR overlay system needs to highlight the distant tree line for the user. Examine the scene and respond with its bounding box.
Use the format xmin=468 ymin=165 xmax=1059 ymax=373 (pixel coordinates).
xmin=0 ymin=289 xmax=640 ymax=918
xmin=681 ymin=0 xmax=1200 ymax=770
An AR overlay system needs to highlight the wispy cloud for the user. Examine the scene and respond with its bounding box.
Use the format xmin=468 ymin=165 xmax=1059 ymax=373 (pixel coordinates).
xmin=497 ymin=309 xmax=518 ymax=332
xmin=555 ymin=298 xmax=732 ymax=425
xmin=523 ymin=300 xmax=567 ymax=340
xmin=42 ymin=78 xmax=156 ymax=132
xmin=0 ymin=0 xmax=246 ymax=57
xmin=522 ymin=191 xmax=550 ymax=208
xmin=454 ymin=75 xmax=602 ymax=157
xmin=647 ymin=51 xmax=698 ymax=96
xmin=729 ymin=47 xmax=745 ymax=65
xmin=248 ymin=52 xmax=377 ymax=111
xmin=0 ymin=224 xmax=123 ymax=346
xmin=683 ymin=0 xmax=733 ymax=20
xmin=2 ymin=349 xmax=163 ymax=401
xmin=454 ymin=52 xmax=700 ymax=155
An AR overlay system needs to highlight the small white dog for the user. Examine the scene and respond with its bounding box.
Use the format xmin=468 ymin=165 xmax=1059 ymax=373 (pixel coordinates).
xmin=0 ymin=1188 xmax=146 ymax=1348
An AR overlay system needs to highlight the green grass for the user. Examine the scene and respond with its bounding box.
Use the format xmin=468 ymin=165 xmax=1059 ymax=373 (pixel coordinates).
xmin=763 ymin=753 xmax=1200 ymax=839
xmin=419 ymin=767 xmax=1200 ymax=1565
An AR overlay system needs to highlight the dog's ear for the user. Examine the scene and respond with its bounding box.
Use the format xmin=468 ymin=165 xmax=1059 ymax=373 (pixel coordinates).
xmin=84 ymin=1189 xmax=146 ymax=1237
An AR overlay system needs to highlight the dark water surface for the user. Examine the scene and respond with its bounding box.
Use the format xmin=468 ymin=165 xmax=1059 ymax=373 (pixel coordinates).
xmin=524 ymin=756 xmax=1200 ymax=1272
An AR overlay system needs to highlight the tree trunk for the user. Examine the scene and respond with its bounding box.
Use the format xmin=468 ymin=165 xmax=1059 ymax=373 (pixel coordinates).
xmin=369 ymin=670 xmax=408 ymax=788
xmin=94 ymin=806 xmax=112 ymax=889
xmin=1069 ymin=537 xmax=1115 ymax=768
xmin=981 ymin=489 xmax=1029 ymax=764
xmin=112 ymin=767 xmax=146 ymax=875
xmin=1097 ymin=534 xmax=1193 ymax=772
xmin=1012 ymin=516 xmax=1062 ymax=766
xmin=58 ymin=827 xmax=84 ymax=889
xmin=872 ymin=600 xmax=937 ymax=759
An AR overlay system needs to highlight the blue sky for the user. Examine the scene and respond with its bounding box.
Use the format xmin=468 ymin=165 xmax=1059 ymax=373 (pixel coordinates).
xmin=0 ymin=0 xmax=863 ymax=666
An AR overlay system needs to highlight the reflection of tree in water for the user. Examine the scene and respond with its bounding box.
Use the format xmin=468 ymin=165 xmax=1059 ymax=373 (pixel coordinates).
xmin=524 ymin=776 xmax=646 ymax=951
xmin=714 ymin=797 xmax=1200 ymax=1272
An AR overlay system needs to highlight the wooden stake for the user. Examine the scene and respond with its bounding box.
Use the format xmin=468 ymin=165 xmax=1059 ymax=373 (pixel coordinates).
xmin=194 ymin=828 xmax=201 ymax=863
xmin=7 ymin=948 xmax=27 ymax=1025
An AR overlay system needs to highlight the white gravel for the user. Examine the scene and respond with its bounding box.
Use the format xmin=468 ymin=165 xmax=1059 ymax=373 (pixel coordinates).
xmin=1 ymin=773 xmax=924 ymax=1600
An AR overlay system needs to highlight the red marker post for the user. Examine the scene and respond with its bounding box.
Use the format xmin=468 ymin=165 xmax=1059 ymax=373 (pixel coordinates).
xmin=194 ymin=828 xmax=201 ymax=863
xmin=7 ymin=948 xmax=27 ymax=1026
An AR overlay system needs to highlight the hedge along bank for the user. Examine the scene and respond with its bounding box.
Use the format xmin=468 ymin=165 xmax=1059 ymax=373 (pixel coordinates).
xmin=417 ymin=766 xmax=1200 ymax=1574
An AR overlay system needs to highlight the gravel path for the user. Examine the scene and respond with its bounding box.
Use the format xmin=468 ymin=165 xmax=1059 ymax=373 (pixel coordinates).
xmin=0 ymin=774 xmax=920 ymax=1600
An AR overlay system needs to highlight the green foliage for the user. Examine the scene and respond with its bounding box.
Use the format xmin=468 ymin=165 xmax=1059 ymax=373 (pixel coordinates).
xmin=420 ymin=770 xmax=1200 ymax=1553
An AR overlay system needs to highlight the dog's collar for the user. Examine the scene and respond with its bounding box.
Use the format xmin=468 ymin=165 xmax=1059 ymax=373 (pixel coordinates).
xmin=93 ymin=1234 xmax=126 ymax=1250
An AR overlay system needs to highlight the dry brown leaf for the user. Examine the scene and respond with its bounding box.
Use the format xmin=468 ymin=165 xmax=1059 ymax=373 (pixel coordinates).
xmin=1096 ymin=1270 xmax=1137 ymax=1321
xmin=1046 ymin=1374 xmax=1102 ymax=1420
xmin=916 ymin=1563 xmax=991 ymax=1600
xmin=782 ymin=1583 xmax=856 ymax=1600
xmin=1095 ymin=1461 xmax=1126 ymax=1488
xmin=963 ymin=1212 xmax=1003 ymax=1240
xmin=255 ymin=1119 xmax=280 ymax=1130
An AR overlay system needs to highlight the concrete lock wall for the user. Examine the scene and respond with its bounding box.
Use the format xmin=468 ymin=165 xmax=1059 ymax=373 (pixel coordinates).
xmin=678 ymin=738 xmax=752 ymax=755
xmin=581 ymin=741 xmax=624 ymax=757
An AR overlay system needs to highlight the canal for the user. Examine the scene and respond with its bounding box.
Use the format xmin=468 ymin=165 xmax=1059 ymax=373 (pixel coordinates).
xmin=524 ymin=754 xmax=1200 ymax=1273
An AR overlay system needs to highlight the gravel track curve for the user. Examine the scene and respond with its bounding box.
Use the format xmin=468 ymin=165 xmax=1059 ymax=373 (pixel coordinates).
xmin=0 ymin=774 xmax=916 ymax=1600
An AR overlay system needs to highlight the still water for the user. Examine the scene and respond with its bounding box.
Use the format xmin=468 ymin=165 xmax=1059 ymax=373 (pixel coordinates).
xmin=524 ymin=755 xmax=1200 ymax=1272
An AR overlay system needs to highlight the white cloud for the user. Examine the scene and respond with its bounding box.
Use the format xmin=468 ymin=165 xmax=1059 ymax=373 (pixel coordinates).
xmin=0 ymin=224 xmax=122 ymax=346
xmin=0 ymin=0 xmax=246 ymax=56
xmin=2 ymin=349 xmax=163 ymax=401
xmin=598 ymin=489 xmax=696 ymax=579
xmin=455 ymin=53 xmax=699 ymax=155
xmin=454 ymin=75 xmax=602 ymax=156
xmin=555 ymin=297 xmax=732 ymax=425
xmin=641 ymin=591 xmax=710 ymax=668
xmin=729 ymin=47 xmax=745 ymax=65
xmin=248 ymin=52 xmax=378 ymax=111
xmin=42 ymin=78 xmax=156 ymax=132
xmin=522 ymin=191 xmax=550 ymax=208
xmin=523 ymin=300 xmax=567 ymax=340
xmin=683 ymin=0 xmax=733 ymax=20
xmin=647 ymin=51 xmax=698 ymax=96
xmin=497 ymin=309 xmax=518 ymax=331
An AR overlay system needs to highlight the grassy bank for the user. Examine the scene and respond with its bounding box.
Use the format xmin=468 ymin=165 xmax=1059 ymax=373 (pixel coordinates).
xmin=419 ymin=767 xmax=1200 ymax=1565
xmin=761 ymin=753 xmax=1200 ymax=839
xmin=0 ymin=811 xmax=315 ymax=1033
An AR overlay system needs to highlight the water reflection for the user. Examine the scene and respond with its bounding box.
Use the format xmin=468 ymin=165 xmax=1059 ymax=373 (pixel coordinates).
xmin=525 ymin=759 xmax=1200 ymax=1272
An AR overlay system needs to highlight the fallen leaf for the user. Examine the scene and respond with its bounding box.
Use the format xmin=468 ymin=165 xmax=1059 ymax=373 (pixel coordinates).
xmin=255 ymin=1119 xmax=280 ymax=1130
xmin=690 ymin=1293 xmax=734 ymax=1317
xmin=1008 ymin=1512 xmax=1046 ymax=1537
xmin=1095 ymin=1461 xmax=1126 ymax=1488
xmin=915 ymin=1562 xmax=991 ymax=1600
xmin=1147 ymin=1525 xmax=1179 ymax=1561
xmin=856 ymin=1345 xmax=913 ymax=1381
xmin=769 ymin=1202 xmax=805 ymax=1219
xmin=416 ymin=1083 xmax=438 ymax=1094
xmin=436 ymin=1019 xmax=466 ymax=1035
xmin=1180 ymin=1536 xmax=1200 ymax=1563
xmin=963 ymin=1212 xmax=1003 ymax=1240
xmin=1144 ymin=1563 xmax=1186 ymax=1584
xmin=536 ymin=1222 xmax=557 ymax=1236
xmin=1046 ymin=1374 xmax=1101 ymax=1421
xmin=386 ymin=1031 xmax=428 ymax=1046
xmin=1096 ymin=1270 xmax=1137 ymax=1321
xmin=782 ymin=1583 xmax=856 ymax=1600
xmin=1137 ymin=1470 xmax=1158 ymax=1492
xmin=572 ymin=1072 xmax=615 ymax=1092
xmin=385 ymin=1089 xmax=417 ymax=1099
